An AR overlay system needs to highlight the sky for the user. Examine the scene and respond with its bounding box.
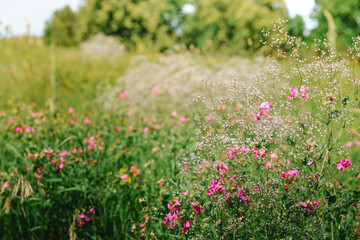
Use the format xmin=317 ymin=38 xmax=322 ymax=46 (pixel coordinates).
xmin=0 ymin=0 xmax=316 ymax=36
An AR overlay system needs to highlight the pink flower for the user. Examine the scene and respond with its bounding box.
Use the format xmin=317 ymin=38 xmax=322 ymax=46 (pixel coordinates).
xmin=151 ymin=86 xmax=159 ymax=95
xmin=300 ymin=202 xmax=307 ymax=208
xmin=14 ymin=126 xmax=22 ymax=133
xmin=253 ymin=186 xmax=260 ymax=193
xmin=59 ymin=163 xmax=64 ymax=169
xmin=270 ymin=153 xmax=278 ymax=159
xmin=167 ymin=200 xmax=181 ymax=213
xmin=284 ymin=184 xmax=289 ymax=191
xmin=24 ymin=125 xmax=35 ymax=133
xmin=1 ymin=182 xmax=9 ymax=189
xmin=119 ymin=91 xmax=128 ymax=99
xmin=191 ymin=202 xmax=204 ymax=214
xmin=114 ymin=126 xmax=119 ymax=132
xmin=85 ymin=216 xmax=90 ymax=222
xmin=241 ymin=146 xmax=250 ymax=154
xmin=217 ymin=220 xmax=221 ymax=225
xmin=336 ymin=159 xmax=352 ymax=171
xmin=218 ymin=165 xmax=229 ymax=173
xmin=157 ymin=179 xmax=164 ymax=187
xmin=281 ymin=170 xmax=299 ymax=178
xmin=184 ymin=191 xmax=189 ymax=196
xmin=179 ymin=117 xmax=188 ymax=123
xmin=89 ymin=208 xmax=95 ymax=214
xmin=152 ymin=148 xmax=157 ymax=153
xmin=171 ymin=111 xmax=177 ymax=117
xmin=68 ymin=108 xmax=74 ymax=114
xmin=36 ymin=168 xmax=42 ymax=174
xmin=205 ymin=116 xmax=215 ymax=122
xmin=59 ymin=151 xmax=68 ymax=157
xmin=264 ymin=162 xmax=272 ymax=169
xmin=235 ymin=104 xmax=243 ymax=111
xmin=143 ymin=127 xmax=150 ymax=134
xmin=307 ymin=161 xmax=314 ymax=166
xmin=84 ymin=118 xmax=91 ymax=125
xmin=71 ymin=149 xmax=77 ymax=154
xmin=78 ymin=214 xmax=85 ymax=220
xmin=182 ymin=221 xmax=191 ymax=235
xmin=129 ymin=125 xmax=134 ymax=132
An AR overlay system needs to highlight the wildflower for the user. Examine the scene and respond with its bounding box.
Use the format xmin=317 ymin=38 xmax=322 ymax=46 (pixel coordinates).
xmin=167 ymin=200 xmax=181 ymax=213
xmin=78 ymin=214 xmax=85 ymax=220
xmin=59 ymin=151 xmax=68 ymax=157
xmin=152 ymin=148 xmax=157 ymax=153
xmin=300 ymin=202 xmax=307 ymax=208
xmin=143 ymin=127 xmax=150 ymax=134
xmin=157 ymin=179 xmax=164 ymax=187
xmin=119 ymin=91 xmax=128 ymax=99
xmin=171 ymin=111 xmax=177 ymax=117
xmin=24 ymin=125 xmax=35 ymax=133
xmin=184 ymin=190 xmax=189 ymax=196
xmin=217 ymin=220 xmax=221 ymax=225
xmin=264 ymin=162 xmax=272 ymax=169
xmin=131 ymin=225 xmax=136 ymax=232
xmin=307 ymin=161 xmax=314 ymax=166
xmin=151 ymin=86 xmax=159 ymax=95
xmin=84 ymin=118 xmax=91 ymax=125
xmin=257 ymin=102 xmax=272 ymax=120
xmin=270 ymin=153 xmax=278 ymax=159
xmin=179 ymin=117 xmax=188 ymax=123
xmin=85 ymin=216 xmax=90 ymax=222
xmin=14 ymin=126 xmax=22 ymax=133
xmin=89 ymin=208 xmax=95 ymax=214
xmin=191 ymin=202 xmax=204 ymax=214
xmin=218 ymin=165 xmax=229 ymax=174
xmin=181 ymin=221 xmax=191 ymax=235
xmin=129 ymin=125 xmax=134 ymax=132
xmin=235 ymin=104 xmax=243 ymax=111
xmin=1 ymin=182 xmax=9 ymax=189
xmin=121 ymin=174 xmax=132 ymax=183
xmin=336 ymin=159 xmax=352 ymax=171
xmin=284 ymin=184 xmax=289 ymax=191
xmin=227 ymin=145 xmax=239 ymax=159
xmin=36 ymin=168 xmax=42 ymax=174
xmin=114 ymin=126 xmax=119 ymax=132
xmin=67 ymin=108 xmax=74 ymax=114
xmin=205 ymin=116 xmax=215 ymax=122
xmin=130 ymin=165 xmax=141 ymax=177
xmin=59 ymin=163 xmax=64 ymax=169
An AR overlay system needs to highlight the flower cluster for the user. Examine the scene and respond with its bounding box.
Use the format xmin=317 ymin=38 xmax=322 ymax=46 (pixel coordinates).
xmin=77 ymin=208 xmax=95 ymax=227
xmin=288 ymin=86 xmax=309 ymax=99
xmin=336 ymin=159 xmax=352 ymax=171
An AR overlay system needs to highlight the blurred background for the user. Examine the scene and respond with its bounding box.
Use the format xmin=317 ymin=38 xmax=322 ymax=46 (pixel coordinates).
xmin=0 ymin=0 xmax=359 ymax=112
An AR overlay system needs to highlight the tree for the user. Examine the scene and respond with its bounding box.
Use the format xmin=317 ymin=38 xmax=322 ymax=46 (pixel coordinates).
xmin=77 ymin=0 xmax=184 ymax=51
xmin=182 ymin=0 xmax=288 ymax=54
xmin=44 ymin=6 xmax=79 ymax=47
xmin=287 ymin=15 xmax=305 ymax=39
xmin=310 ymin=0 xmax=360 ymax=49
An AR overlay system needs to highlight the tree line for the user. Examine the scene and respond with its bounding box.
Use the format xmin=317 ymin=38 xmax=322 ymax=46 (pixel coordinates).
xmin=44 ymin=0 xmax=360 ymax=54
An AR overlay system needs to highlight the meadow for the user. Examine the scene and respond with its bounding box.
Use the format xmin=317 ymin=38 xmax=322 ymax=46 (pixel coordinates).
xmin=0 ymin=24 xmax=360 ymax=239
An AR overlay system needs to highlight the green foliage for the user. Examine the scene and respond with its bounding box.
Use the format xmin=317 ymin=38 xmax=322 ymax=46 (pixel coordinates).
xmin=310 ymin=0 xmax=360 ymax=49
xmin=77 ymin=0 xmax=183 ymax=51
xmin=182 ymin=0 xmax=288 ymax=54
xmin=287 ymin=15 xmax=305 ymax=38
xmin=44 ymin=6 xmax=79 ymax=47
